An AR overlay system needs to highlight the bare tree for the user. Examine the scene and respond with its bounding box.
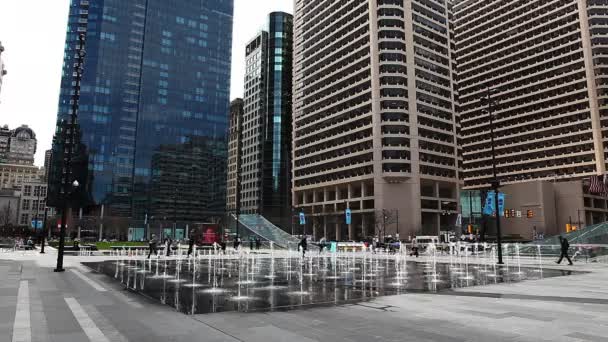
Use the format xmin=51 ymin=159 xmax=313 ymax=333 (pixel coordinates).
xmin=374 ymin=209 xmax=398 ymax=242
xmin=0 ymin=203 xmax=14 ymax=228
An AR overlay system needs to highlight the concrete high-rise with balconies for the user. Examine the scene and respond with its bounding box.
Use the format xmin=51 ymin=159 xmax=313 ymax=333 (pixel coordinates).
xmin=292 ymin=0 xmax=460 ymax=240
xmin=454 ymin=0 xmax=608 ymax=189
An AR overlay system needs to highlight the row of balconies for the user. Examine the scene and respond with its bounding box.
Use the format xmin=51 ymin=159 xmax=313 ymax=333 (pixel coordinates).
xmin=414 ymin=47 xmax=450 ymax=68
xmin=463 ymin=128 xmax=593 ymax=159
xmin=304 ymin=8 xmax=369 ymax=63
xmin=465 ymin=148 xmax=595 ymax=173
xmin=455 ymin=0 xmax=575 ymax=58
xmin=302 ymin=69 xmax=370 ymax=109
xmin=303 ymin=81 xmax=371 ymax=117
xmin=459 ymin=34 xmax=581 ymax=90
xmin=465 ymin=139 xmax=594 ymax=164
xmin=459 ymin=35 xmax=582 ymax=91
xmin=465 ymin=107 xmax=590 ymax=144
xmin=302 ymin=0 xmax=366 ymax=45
xmin=296 ymin=95 xmax=372 ymax=131
xmin=464 ymin=116 xmax=592 ymax=149
xmin=461 ymin=79 xmax=587 ymax=125
xmin=461 ymin=82 xmax=587 ymax=128
xmin=296 ymin=139 xmax=373 ymax=167
xmin=303 ymin=48 xmax=370 ymax=94
xmin=465 ymin=159 xmax=595 ymax=183
xmin=420 ymin=164 xmax=457 ymax=179
xmin=303 ymin=13 xmax=369 ymax=63
xmin=295 ymin=161 xmax=374 ymax=183
xmin=459 ymin=60 xmax=583 ymax=106
xmin=298 ymin=118 xmax=373 ymax=148
xmin=297 ymin=99 xmax=371 ymax=136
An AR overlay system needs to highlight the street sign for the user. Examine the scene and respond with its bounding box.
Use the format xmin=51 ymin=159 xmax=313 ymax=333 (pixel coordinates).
xmin=497 ymin=193 xmax=505 ymax=217
xmin=31 ymin=220 xmax=43 ymax=229
xmin=299 ymin=212 xmax=306 ymax=225
xmin=345 ymin=208 xmax=352 ymax=225
xmin=483 ymin=191 xmax=506 ymax=217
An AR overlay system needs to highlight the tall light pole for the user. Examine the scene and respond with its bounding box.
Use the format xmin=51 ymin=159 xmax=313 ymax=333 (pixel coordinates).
xmin=483 ymin=87 xmax=503 ymax=265
xmin=55 ymin=33 xmax=86 ymax=272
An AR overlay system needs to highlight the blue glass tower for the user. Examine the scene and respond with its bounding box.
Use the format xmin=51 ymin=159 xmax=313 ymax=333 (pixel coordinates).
xmin=54 ymin=0 xmax=233 ymax=223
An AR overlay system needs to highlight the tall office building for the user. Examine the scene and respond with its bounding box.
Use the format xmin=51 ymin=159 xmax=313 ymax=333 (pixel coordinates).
xmin=292 ymin=0 xmax=459 ymax=240
xmin=53 ymin=0 xmax=233 ymax=223
xmin=454 ymin=0 xmax=608 ymax=188
xmin=239 ymin=12 xmax=293 ymax=229
xmin=227 ymin=98 xmax=243 ymax=213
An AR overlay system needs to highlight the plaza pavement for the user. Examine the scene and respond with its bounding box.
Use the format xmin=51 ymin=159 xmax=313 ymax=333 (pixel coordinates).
xmin=0 ymin=249 xmax=607 ymax=342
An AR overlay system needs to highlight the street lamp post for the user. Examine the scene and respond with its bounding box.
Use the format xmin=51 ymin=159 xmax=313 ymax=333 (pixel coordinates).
xmin=55 ymin=33 xmax=86 ymax=272
xmin=484 ymin=86 xmax=503 ymax=265
xmin=40 ymin=201 xmax=48 ymax=254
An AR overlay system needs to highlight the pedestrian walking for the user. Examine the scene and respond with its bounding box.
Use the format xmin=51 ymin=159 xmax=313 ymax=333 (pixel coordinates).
xmin=409 ymin=237 xmax=419 ymax=258
xmin=187 ymin=231 xmax=196 ymax=257
xmin=556 ymin=236 xmax=573 ymax=265
xmin=147 ymin=234 xmax=158 ymax=259
xmin=319 ymin=237 xmax=326 ymax=253
xmin=298 ymin=237 xmax=307 ymax=257
xmin=233 ymin=236 xmax=241 ymax=251
xmin=165 ymin=235 xmax=173 ymax=257
xmin=255 ymin=237 xmax=261 ymax=250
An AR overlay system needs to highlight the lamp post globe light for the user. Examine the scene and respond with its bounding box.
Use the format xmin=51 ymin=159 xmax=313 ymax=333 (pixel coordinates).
xmin=55 ymin=33 xmax=86 ymax=273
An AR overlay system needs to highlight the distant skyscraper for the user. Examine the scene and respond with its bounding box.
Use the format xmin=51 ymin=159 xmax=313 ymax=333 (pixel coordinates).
xmin=454 ymin=0 xmax=608 ymax=188
xmin=227 ymin=98 xmax=243 ymax=213
xmin=43 ymin=149 xmax=52 ymax=181
xmin=292 ymin=0 xmax=459 ymax=239
xmin=239 ymin=12 xmax=293 ymax=229
xmin=53 ymin=0 xmax=233 ymax=222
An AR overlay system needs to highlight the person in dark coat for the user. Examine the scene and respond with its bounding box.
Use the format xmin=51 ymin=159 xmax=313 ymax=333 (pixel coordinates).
xmin=187 ymin=231 xmax=196 ymax=257
xmin=165 ymin=235 xmax=173 ymax=257
xmin=147 ymin=234 xmax=158 ymax=259
xmin=233 ymin=236 xmax=241 ymax=251
xmin=220 ymin=240 xmax=227 ymax=254
xmin=298 ymin=237 xmax=307 ymax=257
xmin=255 ymin=237 xmax=261 ymax=250
xmin=556 ymin=236 xmax=573 ymax=265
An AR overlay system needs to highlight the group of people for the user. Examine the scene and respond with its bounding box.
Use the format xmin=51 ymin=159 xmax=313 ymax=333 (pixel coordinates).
xmin=147 ymin=233 xmax=264 ymax=259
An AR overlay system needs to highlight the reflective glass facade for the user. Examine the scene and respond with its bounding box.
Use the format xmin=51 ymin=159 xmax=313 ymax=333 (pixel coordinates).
xmin=55 ymin=0 xmax=233 ymax=222
xmin=238 ymin=12 xmax=292 ymax=229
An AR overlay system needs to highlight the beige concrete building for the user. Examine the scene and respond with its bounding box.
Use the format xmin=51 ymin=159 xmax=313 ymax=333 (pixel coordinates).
xmin=480 ymin=179 xmax=608 ymax=240
xmin=17 ymin=181 xmax=54 ymax=227
xmin=0 ymin=163 xmax=41 ymax=191
xmin=454 ymin=0 xmax=608 ymax=188
xmin=292 ymin=0 xmax=460 ymax=240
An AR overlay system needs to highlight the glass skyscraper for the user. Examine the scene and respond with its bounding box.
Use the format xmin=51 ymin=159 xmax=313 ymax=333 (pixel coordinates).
xmin=236 ymin=12 xmax=292 ymax=229
xmin=54 ymin=0 xmax=233 ymax=224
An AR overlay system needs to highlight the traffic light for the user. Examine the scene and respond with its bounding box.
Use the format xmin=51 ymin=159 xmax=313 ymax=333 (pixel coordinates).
xmin=526 ymin=209 xmax=534 ymax=218
xmin=467 ymin=225 xmax=473 ymax=234
xmin=566 ymin=223 xmax=572 ymax=233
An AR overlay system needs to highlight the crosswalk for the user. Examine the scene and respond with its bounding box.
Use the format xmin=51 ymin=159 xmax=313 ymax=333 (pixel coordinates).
xmin=12 ymin=280 xmax=30 ymax=342
xmin=9 ymin=268 xmax=114 ymax=342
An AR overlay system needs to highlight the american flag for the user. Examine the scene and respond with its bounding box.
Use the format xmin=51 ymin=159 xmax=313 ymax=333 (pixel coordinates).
xmin=589 ymin=175 xmax=608 ymax=196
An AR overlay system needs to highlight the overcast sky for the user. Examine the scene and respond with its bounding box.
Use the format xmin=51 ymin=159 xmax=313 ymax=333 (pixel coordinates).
xmin=0 ymin=0 xmax=293 ymax=166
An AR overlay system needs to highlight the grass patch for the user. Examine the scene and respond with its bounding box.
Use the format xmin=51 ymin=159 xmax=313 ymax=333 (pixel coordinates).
xmin=95 ymin=241 xmax=147 ymax=250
